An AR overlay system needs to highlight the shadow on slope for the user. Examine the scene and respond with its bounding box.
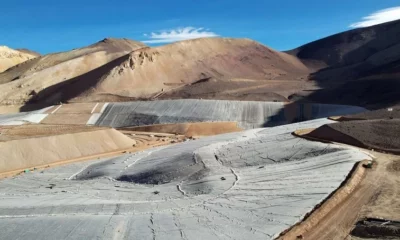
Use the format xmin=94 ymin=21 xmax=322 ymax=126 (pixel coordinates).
xmin=20 ymin=53 xmax=141 ymax=111
xmin=273 ymin=20 xmax=400 ymax=124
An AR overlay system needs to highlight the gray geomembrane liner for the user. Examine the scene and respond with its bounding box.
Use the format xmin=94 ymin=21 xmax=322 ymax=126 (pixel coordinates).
xmin=0 ymin=100 xmax=366 ymax=127
xmin=94 ymin=99 xmax=366 ymax=128
xmin=0 ymin=118 xmax=372 ymax=239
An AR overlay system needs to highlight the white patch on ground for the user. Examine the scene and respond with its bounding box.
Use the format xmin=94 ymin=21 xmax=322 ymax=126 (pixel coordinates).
xmin=20 ymin=113 xmax=48 ymax=123
xmin=36 ymin=106 xmax=54 ymax=114
xmin=0 ymin=112 xmax=49 ymax=125
xmin=86 ymin=113 xmax=101 ymax=125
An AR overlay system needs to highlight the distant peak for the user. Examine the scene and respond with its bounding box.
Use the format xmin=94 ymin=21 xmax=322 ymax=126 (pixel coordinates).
xmin=99 ymin=37 xmax=115 ymax=43
xmin=98 ymin=37 xmax=131 ymax=43
xmin=94 ymin=37 xmax=146 ymax=47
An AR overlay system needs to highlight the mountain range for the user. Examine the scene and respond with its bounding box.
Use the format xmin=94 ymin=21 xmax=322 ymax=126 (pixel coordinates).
xmin=1 ymin=19 xmax=399 ymax=108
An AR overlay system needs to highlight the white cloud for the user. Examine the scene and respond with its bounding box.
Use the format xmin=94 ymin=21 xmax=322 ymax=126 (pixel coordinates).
xmin=142 ymin=27 xmax=219 ymax=44
xmin=350 ymin=6 xmax=400 ymax=28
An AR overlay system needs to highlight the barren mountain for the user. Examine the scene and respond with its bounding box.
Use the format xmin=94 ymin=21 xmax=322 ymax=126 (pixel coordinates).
xmin=4 ymin=38 xmax=310 ymax=105
xmin=286 ymin=19 xmax=400 ymax=108
xmin=0 ymin=38 xmax=146 ymax=105
xmin=2 ymin=19 xmax=400 ymax=107
xmin=287 ymin=19 xmax=400 ymax=81
xmin=0 ymin=46 xmax=38 ymax=73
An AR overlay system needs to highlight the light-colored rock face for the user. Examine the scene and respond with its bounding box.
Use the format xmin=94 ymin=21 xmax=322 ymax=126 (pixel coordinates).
xmin=0 ymin=46 xmax=37 ymax=73
xmin=0 ymin=119 xmax=372 ymax=239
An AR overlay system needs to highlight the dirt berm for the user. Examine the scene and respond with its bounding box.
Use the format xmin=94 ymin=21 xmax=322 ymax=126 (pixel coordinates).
xmin=297 ymin=119 xmax=400 ymax=154
xmin=0 ymin=128 xmax=135 ymax=173
xmin=119 ymin=121 xmax=243 ymax=136
xmin=337 ymin=106 xmax=400 ymax=121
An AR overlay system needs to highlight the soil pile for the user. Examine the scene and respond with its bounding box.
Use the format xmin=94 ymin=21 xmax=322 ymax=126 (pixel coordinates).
xmin=119 ymin=121 xmax=243 ymax=136
xmin=351 ymin=218 xmax=400 ymax=239
xmin=0 ymin=46 xmax=38 ymax=73
xmin=0 ymin=128 xmax=135 ymax=173
xmin=0 ymin=124 xmax=107 ymax=141
xmin=304 ymin=119 xmax=400 ymax=154
xmin=340 ymin=106 xmax=400 ymax=121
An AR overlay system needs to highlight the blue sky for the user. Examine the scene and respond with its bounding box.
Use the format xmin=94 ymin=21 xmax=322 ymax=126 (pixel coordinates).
xmin=1 ymin=0 xmax=400 ymax=54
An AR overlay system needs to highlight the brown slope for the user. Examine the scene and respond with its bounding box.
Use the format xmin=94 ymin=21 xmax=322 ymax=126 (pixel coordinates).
xmin=0 ymin=38 xmax=146 ymax=84
xmin=0 ymin=38 xmax=146 ymax=105
xmin=304 ymin=119 xmax=400 ymax=154
xmin=15 ymin=48 xmax=41 ymax=57
xmin=27 ymin=37 xmax=310 ymax=104
xmin=287 ymin=19 xmax=400 ymax=79
xmin=0 ymin=46 xmax=38 ymax=73
xmin=340 ymin=106 xmax=400 ymax=121
xmin=158 ymin=78 xmax=312 ymax=102
xmin=284 ymin=19 xmax=400 ymax=108
xmin=291 ymin=76 xmax=400 ymax=108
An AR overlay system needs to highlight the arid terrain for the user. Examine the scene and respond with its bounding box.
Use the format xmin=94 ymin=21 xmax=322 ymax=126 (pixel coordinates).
xmin=0 ymin=46 xmax=38 ymax=73
xmin=0 ymin=20 xmax=399 ymax=109
xmin=0 ymin=19 xmax=399 ymax=240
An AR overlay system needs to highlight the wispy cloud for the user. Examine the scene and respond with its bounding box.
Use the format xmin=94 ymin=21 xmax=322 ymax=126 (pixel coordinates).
xmin=142 ymin=27 xmax=219 ymax=44
xmin=350 ymin=6 xmax=400 ymax=28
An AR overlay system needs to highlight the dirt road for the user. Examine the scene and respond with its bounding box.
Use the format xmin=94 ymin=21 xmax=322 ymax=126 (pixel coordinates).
xmin=286 ymin=152 xmax=400 ymax=240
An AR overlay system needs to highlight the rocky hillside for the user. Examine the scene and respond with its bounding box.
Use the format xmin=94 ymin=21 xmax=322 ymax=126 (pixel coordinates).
xmin=2 ymin=19 xmax=400 ymax=108
xmin=23 ymin=37 xmax=310 ymax=104
xmin=0 ymin=38 xmax=146 ymax=105
xmin=285 ymin=19 xmax=400 ymax=108
xmin=287 ymin=19 xmax=400 ymax=82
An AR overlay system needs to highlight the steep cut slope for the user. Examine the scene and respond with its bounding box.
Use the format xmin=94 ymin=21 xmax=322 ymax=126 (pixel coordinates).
xmin=287 ymin=19 xmax=400 ymax=82
xmin=0 ymin=38 xmax=146 ymax=105
xmin=27 ymin=37 xmax=310 ymax=104
xmin=0 ymin=46 xmax=37 ymax=73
